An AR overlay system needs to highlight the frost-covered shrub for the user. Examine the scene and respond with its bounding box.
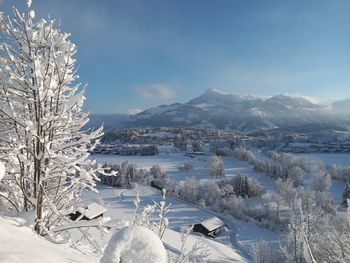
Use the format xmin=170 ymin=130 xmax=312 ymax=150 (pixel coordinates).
xmin=213 ymin=147 xmax=233 ymax=156
xmin=220 ymin=184 xmax=234 ymax=197
xmin=208 ymin=155 xmax=225 ymax=178
xmin=310 ymin=171 xmax=331 ymax=192
xmin=288 ymin=166 xmax=304 ymax=186
xmin=267 ymin=151 xmax=308 ymax=171
xmin=328 ymin=164 xmax=350 ymax=182
xmin=209 ymin=140 xmax=230 ymax=154
xmin=221 ymin=174 xmax=265 ymax=198
xmin=247 ymin=178 xmax=266 ymax=197
xmin=180 ymin=176 xmax=201 ymax=203
xmin=191 ymin=140 xmax=202 ymax=152
xmin=253 ymin=159 xmax=305 ymax=185
xmin=151 ymin=165 xmax=166 ymax=180
xmin=178 ymin=160 xmax=194 ymax=172
xmin=227 ymin=195 xmax=246 ymax=219
xmin=251 ymin=241 xmax=286 ymax=263
xmin=204 ymin=182 xmax=221 ymax=205
xmin=173 ymin=134 xmax=187 ymax=151
xmin=275 ymin=179 xmax=297 ymax=207
xmin=232 ymin=147 xmax=257 ymax=164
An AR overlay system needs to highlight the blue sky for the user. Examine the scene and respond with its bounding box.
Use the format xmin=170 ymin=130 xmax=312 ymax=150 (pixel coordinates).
xmin=2 ymin=0 xmax=350 ymax=113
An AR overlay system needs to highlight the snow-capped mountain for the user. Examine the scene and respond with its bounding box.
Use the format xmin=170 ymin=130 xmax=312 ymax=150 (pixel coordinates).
xmin=89 ymin=89 xmax=350 ymax=131
xmin=129 ymin=89 xmax=339 ymax=130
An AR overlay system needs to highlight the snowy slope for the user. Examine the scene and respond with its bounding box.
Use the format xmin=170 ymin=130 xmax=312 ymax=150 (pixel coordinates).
xmin=83 ymin=185 xmax=250 ymax=263
xmin=0 ymin=216 xmax=96 ymax=263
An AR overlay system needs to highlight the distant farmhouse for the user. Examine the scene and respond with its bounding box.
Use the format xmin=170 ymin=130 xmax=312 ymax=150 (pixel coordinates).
xmin=193 ymin=217 xmax=225 ymax=237
xmin=69 ymin=203 xmax=107 ymax=221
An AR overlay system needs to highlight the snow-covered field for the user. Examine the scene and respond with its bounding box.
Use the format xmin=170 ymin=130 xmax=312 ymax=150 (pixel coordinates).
xmin=83 ymin=184 xmax=251 ymax=262
xmin=3 ymin=148 xmax=347 ymax=262
xmin=5 ymin=148 xmax=345 ymax=263
xmin=0 ymin=183 xmax=260 ymax=263
xmin=91 ymin=152 xmax=276 ymax=195
xmin=90 ymin=150 xmax=281 ymax=261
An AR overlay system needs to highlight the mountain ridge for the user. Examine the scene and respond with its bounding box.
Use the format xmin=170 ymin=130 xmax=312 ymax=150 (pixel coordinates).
xmin=88 ymin=89 xmax=350 ymax=131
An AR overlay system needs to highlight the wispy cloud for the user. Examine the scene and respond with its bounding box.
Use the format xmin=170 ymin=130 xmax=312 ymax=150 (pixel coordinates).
xmin=132 ymin=84 xmax=178 ymax=99
xmin=283 ymin=93 xmax=320 ymax=104
xmin=126 ymin=108 xmax=143 ymax=115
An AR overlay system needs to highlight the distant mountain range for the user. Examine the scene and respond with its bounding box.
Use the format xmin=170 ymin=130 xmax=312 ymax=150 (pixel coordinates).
xmin=87 ymin=89 xmax=350 ymax=131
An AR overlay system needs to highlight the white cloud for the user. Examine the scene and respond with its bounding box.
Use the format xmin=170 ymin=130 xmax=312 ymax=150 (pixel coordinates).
xmin=132 ymin=84 xmax=178 ymax=99
xmin=126 ymin=108 xmax=143 ymax=115
xmin=283 ymin=93 xmax=320 ymax=104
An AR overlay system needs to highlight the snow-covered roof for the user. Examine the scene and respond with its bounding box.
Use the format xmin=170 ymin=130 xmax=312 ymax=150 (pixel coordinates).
xmin=200 ymin=217 xmax=225 ymax=232
xmin=78 ymin=203 xmax=107 ymax=220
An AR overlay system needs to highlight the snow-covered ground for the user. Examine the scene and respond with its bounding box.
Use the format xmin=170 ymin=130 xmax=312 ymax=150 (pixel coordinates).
xmin=91 ymin=152 xmax=276 ymax=195
xmin=89 ymin=149 xmax=283 ymax=261
xmin=0 ymin=216 xmax=96 ymax=263
xmin=83 ymin=184 xmax=251 ymax=262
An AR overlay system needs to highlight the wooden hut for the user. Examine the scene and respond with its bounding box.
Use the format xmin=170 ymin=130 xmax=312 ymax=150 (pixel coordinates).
xmin=69 ymin=203 xmax=107 ymax=221
xmin=193 ymin=217 xmax=225 ymax=238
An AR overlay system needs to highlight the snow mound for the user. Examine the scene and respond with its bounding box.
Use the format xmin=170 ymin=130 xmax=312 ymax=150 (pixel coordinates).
xmin=101 ymin=225 xmax=167 ymax=263
xmin=0 ymin=161 xmax=5 ymax=181
xmin=0 ymin=216 xmax=95 ymax=263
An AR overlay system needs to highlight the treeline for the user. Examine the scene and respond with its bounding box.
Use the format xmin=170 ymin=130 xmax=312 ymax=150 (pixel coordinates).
xmin=99 ymin=162 xmax=167 ymax=189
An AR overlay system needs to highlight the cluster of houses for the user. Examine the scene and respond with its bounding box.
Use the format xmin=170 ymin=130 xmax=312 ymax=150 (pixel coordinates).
xmin=91 ymin=144 xmax=159 ymax=156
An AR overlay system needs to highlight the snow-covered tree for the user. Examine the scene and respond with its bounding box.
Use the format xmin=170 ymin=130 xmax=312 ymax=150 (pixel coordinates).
xmin=0 ymin=2 xmax=104 ymax=234
xmin=150 ymin=164 xmax=166 ymax=182
xmin=205 ymin=182 xmax=221 ymax=205
xmin=208 ymin=155 xmax=225 ymax=178
xmin=191 ymin=140 xmax=202 ymax=152
xmin=173 ymin=133 xmax=187 ymax=151
xmin=178 ymin=225 xmax=209 ymax=263
xmin=251 ymin=240 xmax=285 ymax=263
xmin=310 ymin=171 xmax=331 ymax=193
xmin=178 ymin=159 xmax=194 ymax=172
xmin=342 ymin=183 xmax=350 ymax=208
xmin=275 ymin=179 xmax=297 ymax=207
xmin=181 ymin=176 xmax=200 ymax=203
